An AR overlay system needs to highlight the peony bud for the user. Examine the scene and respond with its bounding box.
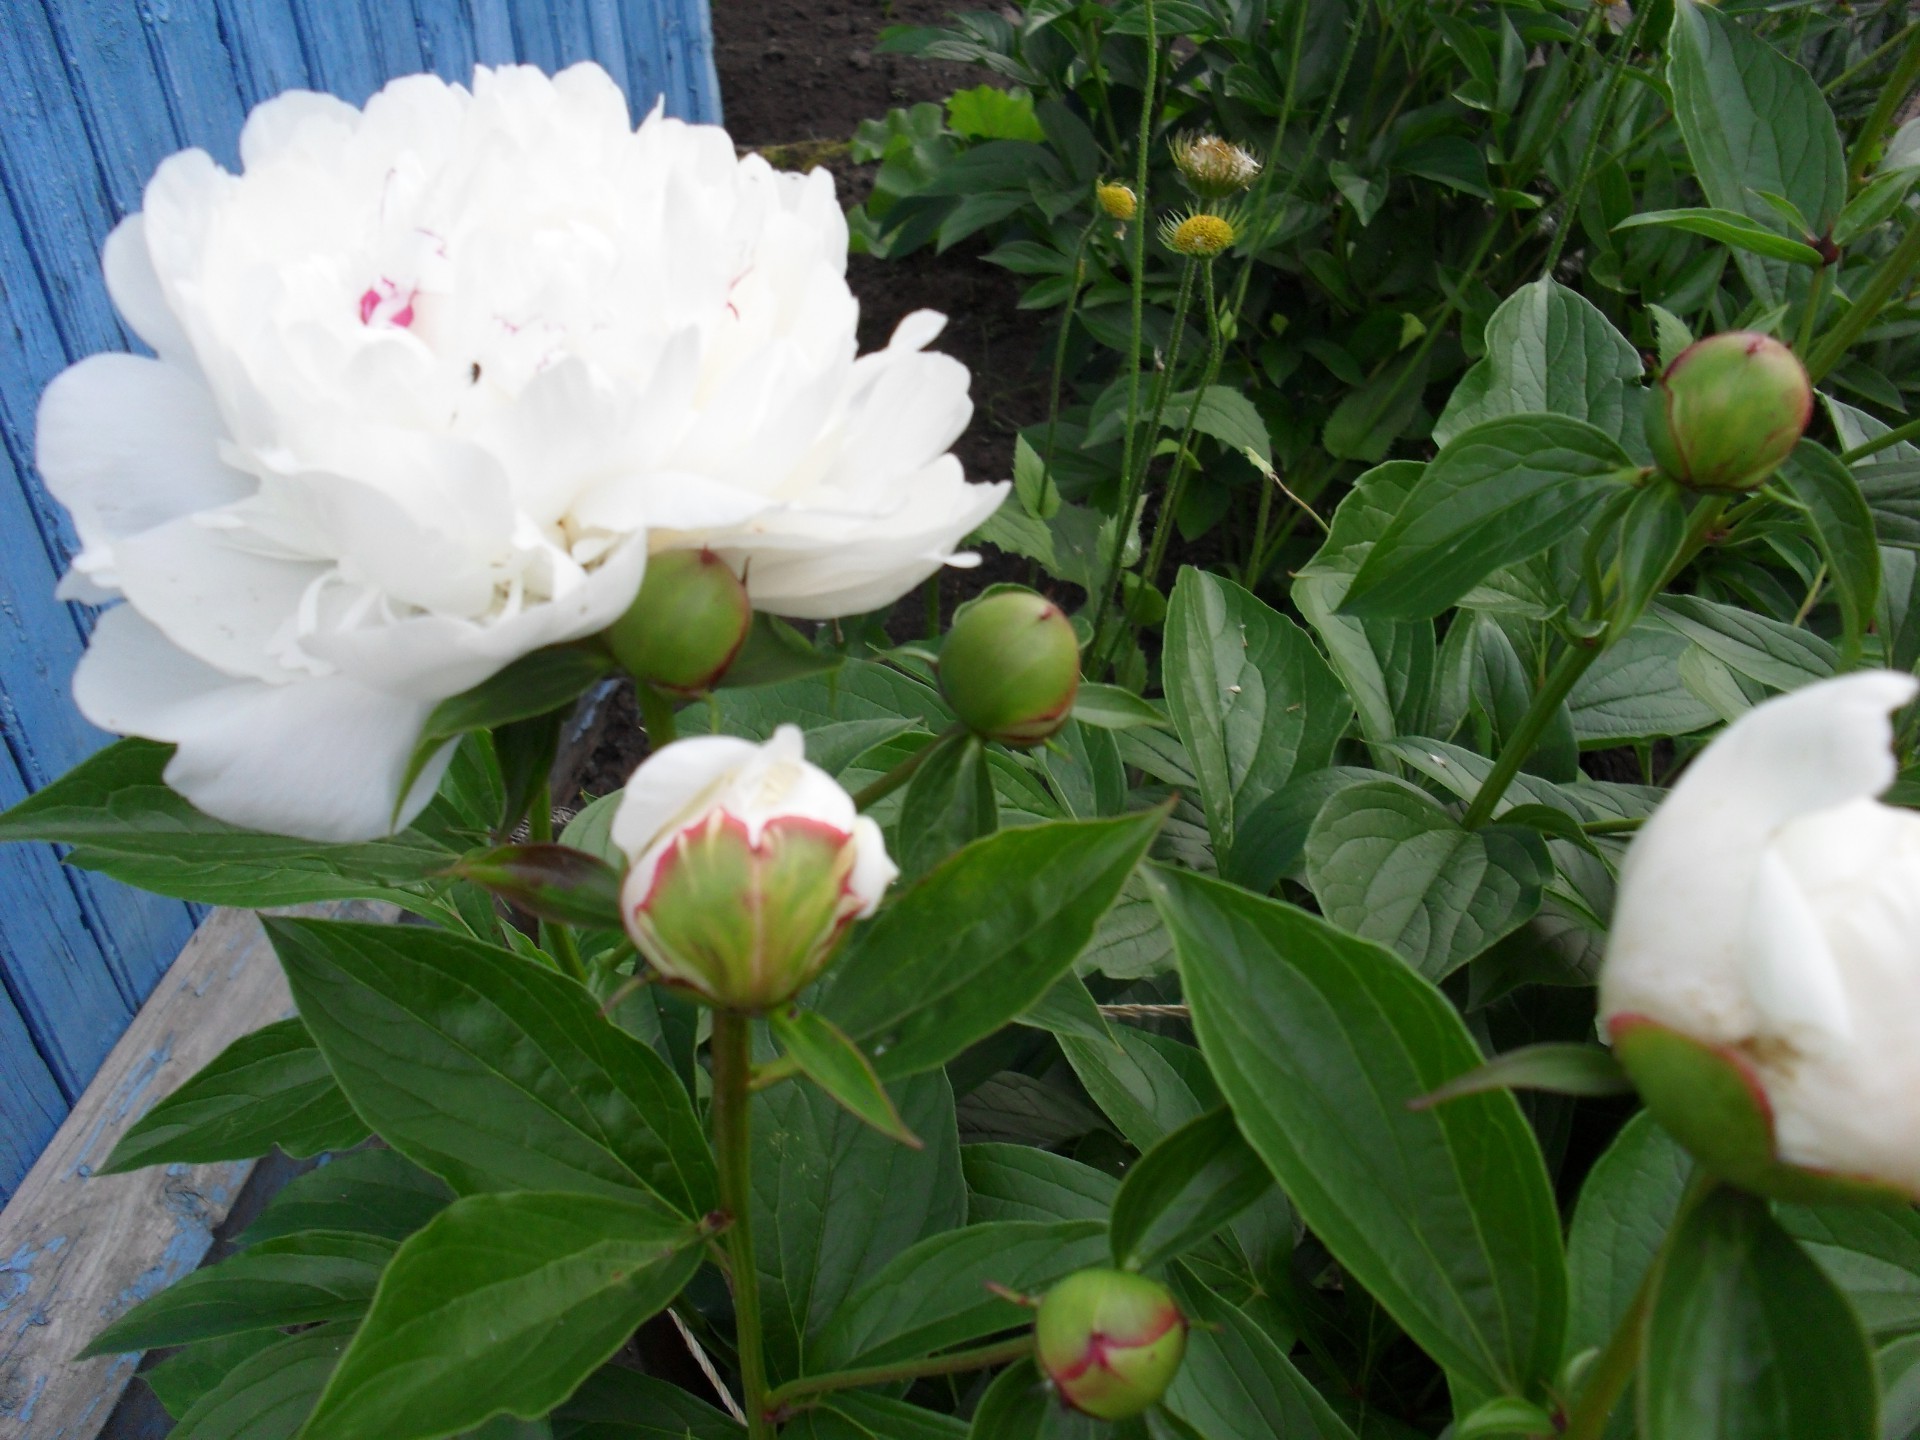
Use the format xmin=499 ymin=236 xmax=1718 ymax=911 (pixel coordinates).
xmin=1643 ymin=331 xmax=1812 ymax=491
xmin=1599 ymin=671 xmax=1920 ymax=1202
xmin=1170 ymin=134 xmax=1262 ymax=200
xmin=605 ymin=549 xmax=752 ymax=695
xmin=1096 ymin=182 xmax=1138 ymax=222
xmin=938 ymin=588 xmax=1081 ymax=747
xmin=1035 ymin=1269 xmax=1187 ymax=1420
xmin=612 ymin=726 xmax=896 ymax=1009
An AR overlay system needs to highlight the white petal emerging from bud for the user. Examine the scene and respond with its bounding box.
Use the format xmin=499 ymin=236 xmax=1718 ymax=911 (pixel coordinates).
xmin=612 ymin=726 xmax=896 ymax=1008
xmin=1599 ymin=670 xmax=1920 ymax=1193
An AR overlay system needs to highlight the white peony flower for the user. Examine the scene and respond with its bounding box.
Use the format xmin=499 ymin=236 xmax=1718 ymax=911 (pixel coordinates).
xmin=1600 ymin=670 xmax=1920 ymax=1195
xmin=39 ymin=63 xmax=1004 ymax=841
xmin=611 ymin=725 xmax=895 ymax=1009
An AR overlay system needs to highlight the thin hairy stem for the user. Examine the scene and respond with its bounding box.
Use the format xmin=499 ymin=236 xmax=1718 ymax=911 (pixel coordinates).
xmin=1540 ymin=3 xmax=1649 ymax=278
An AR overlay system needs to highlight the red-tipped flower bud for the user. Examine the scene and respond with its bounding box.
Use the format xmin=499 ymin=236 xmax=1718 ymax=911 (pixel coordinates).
xmin=938 ymin=588 xmax=1080 ymax=747
xmin=605 ymin=548 xmax=752 ymax=695
xmin=613 ymin=726 xmax=896 ymax=1010
xmin=1035 ymin=1269 xmax=1187 ymax=1420
xmin=1644 ymin=331 xmax=1812 ymax=492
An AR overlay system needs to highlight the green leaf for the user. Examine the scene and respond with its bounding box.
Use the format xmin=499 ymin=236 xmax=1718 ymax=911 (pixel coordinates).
xmin=819 ymin=810 xmax=1162 ymax=1079
xmin=1149 ymin=867 xmax=1567 ymax=1397
xmin=1615 ymin=208 xmax=1825 ymax=266
xmin=1162 ymin=567 xmax=1352 ymax=865
xmin=1643 ymin=1187 xmax=1877 ymax=1440
xmin=815 ymin=1393 xmax=967 ymax=1440
xmin=720 ymin=613 xmax=843 ymax=690
xmin=1060 ymin=1025 xmax=1217 ymax=1150
xmin=268 ymin=919 xmax=713 ymax=1216
xmin=1778 ymin=1203 xmax=1920 ymax=1342
xmin=1434 ymin=279 xmax=1645 ymax=448
xmin=1653 ymin=594 xmax=1838 ymax=690
xmin=1072 ymin=685 xmax=1171 ymax=732
xmin=811 ymin=1220 xmax=1105 ymax=1370
xmin=300 ymin=1192 xmax=701 ymax=1440
xmin=242 ymin=1149 xmax=454 ymax=1247
xmin=168 ymin=1323 xmax=353 ymax=1440
xmin=771 ymin=1008 xmax=919 ymax=1147
xmin=1777 ymin=441 xmax=1882 ymax=663
xmin=1666 ymin=0 xmax=1846 ymax=304
xmin=896 ymin=731 xmax=999 ymax=880
xmin=87 ymin=1230 xmax=390 ymax=1356
xmin=1570 ymin=624 xmax=1721 ymax=745
xmin=1041 ymin=721 xmax=1128 ymax=822
xmin=104 ymin=1018 xmax=367 ymax=1172
xmin=1342 ymin=415 xmax=1634 ymax=621
xmin=1410 ymin=1043 xmax=1633 ymax=1111
xmin=145 ymin=1331 xmax=286 ymax=1421
xmin=962 ymin=1144 xmax=1117 ymax=1225
xmin=1182 ymin=385 xmax=1273 ymax=466
xmin=1456 ymin=1397 xmax=1559 ymax=1438
xmin=754 ymin=1070 xmax=964 ymax=1382
xmin=1291 ymin=568 xmax=1435 ymax=753
xmin=1161 ymin=1274 xmax=1357 ymax=1440
xmin=1015 ymin=973 xmax=1111 ymax=1045
xmin=1108 ymin=1108 xmax=1273 ymax=1272
xmin=551 ymin=1366 xmax=741 ymax=1438
xmin=451 ymin=844 xmax=624 ymax=930
xmin=706 ymin=659 xmax=952 ymax=739
xmin=0 ymin=737 xmax=456 ymax=908
xmin=400 ymin=646 xmax=616 ymax=813
xmin=970 ymin=1361 xmax=1105 ymax=1439
xmin=946 ymin=83 xmax=1044 ymax=141
xmin=1304 ymin=780 xmax=1553 ymax=981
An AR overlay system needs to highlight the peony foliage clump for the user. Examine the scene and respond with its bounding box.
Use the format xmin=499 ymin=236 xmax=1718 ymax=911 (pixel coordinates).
xmin=6 ymin=6 xmax=1920 ymax=1437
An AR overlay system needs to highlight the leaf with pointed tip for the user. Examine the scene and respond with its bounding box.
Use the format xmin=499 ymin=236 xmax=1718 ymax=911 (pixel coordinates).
xmin=1410 ymin=1043 xmax=1633 ymax=1111
xmin=771 ymin=1008 xmax=919 ymax=1147
xmin=1108 ymin=1108 xmax=1274 ymax=1271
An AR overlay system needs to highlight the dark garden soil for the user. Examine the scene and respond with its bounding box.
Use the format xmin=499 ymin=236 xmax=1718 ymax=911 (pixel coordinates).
xmin=566 ymin=0 xmax=1052 ymax=799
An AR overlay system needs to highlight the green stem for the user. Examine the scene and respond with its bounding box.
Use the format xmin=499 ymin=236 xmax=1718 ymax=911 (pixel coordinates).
xmin=1088 ymin=0 xmax=1160 ymax=660
xmin=1842 ymin=410 xmax=1920 ymax=462
xmin=1541 ymin=2 xmax=1649 ymax=278
xmin=1461 ymin=641 xmax=1603 ymax=829
xmin=638 ymin=683 xmax=679 ymax=751
xmin=1806 ymin=212 xmax=1920 ymax=382
xmin=1847 ymin=26 xmax=1920 ymax=186
xmin=1562 ymin=1175 xmax=1717 ymax=1440
xmin=530 ymin=779 xmax=555 ymax=844
xmin=1142 ymin=261 xmax=1224 ymax=591
xmin=762 ymin=1334 xmax=1035 ymax=1419
xmin=711 ymin=1012 xmax=773 ymax=1440
xmin=547 ymin=924 xmax=588 ymax=985
xmin=1793 ymin=261 xmax=1830 ymax=359
xmin=1827 ymin=18 xmax=1920 ymax=97
xmin=1245 ymin=475 xmax=1274 ymax=591
xmin=849 ymin=726 xmax=962 ymax=811
xmin=1037 ymin=223 xmax=1099 ymax=517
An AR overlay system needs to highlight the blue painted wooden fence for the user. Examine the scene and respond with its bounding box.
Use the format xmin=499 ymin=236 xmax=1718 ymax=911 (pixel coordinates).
xmin=0 ymin=0 xmax=721 ymax=1203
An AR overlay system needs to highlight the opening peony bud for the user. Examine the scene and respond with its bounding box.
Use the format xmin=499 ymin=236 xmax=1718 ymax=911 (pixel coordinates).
xmin=1643 ymin=331 xmax=1812 ymax=491
xmin=605 ymin=548 xmax=752 ymax=696
xmin=1096 ymin=182 xmax=1138 ymax=222
xmin=614 ymin=727 xmax=896 ymax=1010
xmin=938 ymin=588 xmax=1081 ymax=748
xmin=1035 ymin=1269 xmax=1187 ymax=1421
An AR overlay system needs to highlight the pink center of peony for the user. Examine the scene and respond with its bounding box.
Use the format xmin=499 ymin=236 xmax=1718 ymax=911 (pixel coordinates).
xmin=358 ymin=278 xmax=416 ymax=328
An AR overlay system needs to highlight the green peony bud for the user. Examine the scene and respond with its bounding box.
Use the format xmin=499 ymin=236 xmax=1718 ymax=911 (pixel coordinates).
xmin=1035 ymin=1269 xmax=1187 ymax=1421
xmin=939 ymin=588 xmax=1081 ymax=747
xmin=605 ymin=548 xmax=752 ymax=695
xmin=1644 ymin=331 xmax=1812 ymax=492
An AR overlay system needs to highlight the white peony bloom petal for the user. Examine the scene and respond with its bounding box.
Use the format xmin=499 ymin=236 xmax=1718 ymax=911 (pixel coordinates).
xmin=1601 ymin=670 xmax=1920 ymax=1193
xmin=43 ymin=63 xmax=993 ymax=839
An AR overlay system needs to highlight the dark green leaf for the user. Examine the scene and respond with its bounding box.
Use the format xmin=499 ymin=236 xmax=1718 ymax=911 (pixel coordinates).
xmin=1653 ymin=594 xmax=1837 ymax=689
xmin=771 ymin=1007 xmax=919 ymax=1147
xmin=144 ymin=1331 xmax=284 ymax=1421
xmin=1434 ymin=279 xmax=1645 ymax=447
xmin=1643 ymin=1187 xmax=1876 ymax=1440
xmin=551 ymin=1366 xmax=741 ymax=1438
xmin=1162 ymin=1275 xmax=1358 ymax=1440
xmin=1410 ymin=1043 xmax=1633 ymax=1111
xmin=1073 ymin=685 xmax=1171 ymax=731
xmin=1343 ymin=415 xmax=1634 ymax=620
xmin=1162 ymin=567 xmax=1353 ymax=864
xmin=1149 ymin=867 xmax=1566 ymax=1396
xmin=302 ymin=1192 xmax=701 ymax=1440
xmin=812 ymin=1220 xmax=1104 ymax=1370
xmin=897 ymin=731 xmax=999 ymax=879
xmin=754 ymin=1070 xmax=964 ymax=1382
xmin=962 ymin=1144 xmax=1117 ymax=1225
xmin=104 ymin=1019 xmax=367 ymax=1172
xmin=85 ymin=1232 xmax=393 ymax=1355
xmin=970 ymin=1361 xmax=1105 ymax=1440
xmin=1571 ymin=625 xmax=1721 ymax=744
xmin=1109 ymin=1108 xmax=1274 ymax=1271
xmin=167 ymin=1323 xmax=352 ymax=1440
xmin=241 ymin=1149 xmax=454 ymax=1247
xmin=1615 ymin=208 xmax=1825 ymax=266
xmin=719 ymin=613 xmax=844 ymax=689
xmin=1777 ymin=442 xmax=1882 ymax=663
xmin=1060 ymin=1025 xmax=1217 ymax=1150
xmin=451 ymin=844 xmax=624 ymax=929
xmin=820 ymin=811 xmax=1163 ymax=1078
xmin=1015 ymin=973 xmax=1111 ymax=1045
xmin=1304 ymin=781 xmax=1553 ymax=981
xmin=816 ymin=1393 xmax=967 ymax=1439
xmin=1778 ymin=1203 xmax=1920 ymax=1342
xmin=268 ymin=919 xmax=713 ymax=1216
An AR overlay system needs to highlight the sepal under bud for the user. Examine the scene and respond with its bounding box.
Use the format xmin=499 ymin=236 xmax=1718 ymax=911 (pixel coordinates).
xmin=1035 ymin=1269 xmax=1187 ymax=1420
xmin=1644 ymin=331 xmax=1812 ymax=492
xmin=939 ymin=587 xmax=1081 ymax=747
xmin=605 ymin=548 xmax=752 ymax=695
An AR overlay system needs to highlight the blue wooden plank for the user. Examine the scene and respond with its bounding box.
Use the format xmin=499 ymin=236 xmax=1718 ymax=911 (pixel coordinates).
xmin=135 ymin=0 xmax=254 ymax=169
xmin=355 ymin=0 xmax=428 ymax=87
xmin=505 ymin=0 xmax=562 ymax=77
xmin=409 ymin=0 xmax=481 ymax=85
xmin=36 ymin=1 xmax=186 ymax=208
xmin=0 ymin=967 xmax=65 ymax=1200
xmin=465 ymin=0 xmax=520 ymax=69
xmin=283 ymin=0 xmax=386 ymax=107
xmin=635 ymin=0 xmax=721 ymax=124
xmin=210 ymin=0 xmax=313 ymax=108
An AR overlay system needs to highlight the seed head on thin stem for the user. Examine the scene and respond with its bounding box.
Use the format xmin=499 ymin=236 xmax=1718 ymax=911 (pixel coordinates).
xmin=1096 ymin=181 xmax=1138 ymax=221
xmin=1160 ymin=208 xmax=1238 ymax=258
xmin=1171 ymin=133 xmax=1262 ymax=200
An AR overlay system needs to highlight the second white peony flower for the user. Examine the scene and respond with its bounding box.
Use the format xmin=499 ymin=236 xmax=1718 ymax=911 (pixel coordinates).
xmin=39 ymin=63 xmax=1006 ymax=841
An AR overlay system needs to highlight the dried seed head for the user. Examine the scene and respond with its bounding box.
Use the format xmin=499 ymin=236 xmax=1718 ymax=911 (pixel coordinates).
xmin=1171 ymin=133 xmax=1262 ymax=199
